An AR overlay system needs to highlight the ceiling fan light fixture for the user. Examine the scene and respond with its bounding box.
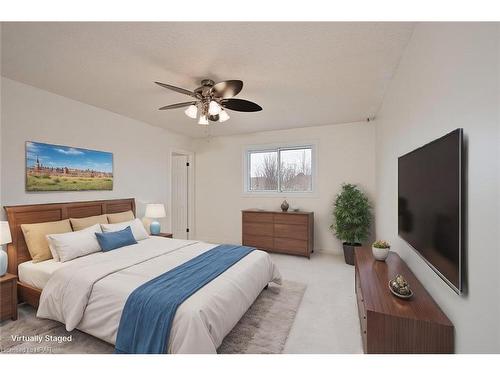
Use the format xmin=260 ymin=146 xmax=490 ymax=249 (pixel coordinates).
xmin=155 ymin=79 xmax=261 ymax=126
xmin=208 ymin=100 xmax=222 ymax=116
xmin=219 ymin=110 xmax=230 ymax=123
xmin=184 ymin=104 xmax=198 ymax=119
xmin=198 ymin=114 xmax=209 ymax=125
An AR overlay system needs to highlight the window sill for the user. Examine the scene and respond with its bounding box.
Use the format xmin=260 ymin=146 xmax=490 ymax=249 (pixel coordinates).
xmin=241 ymin=191 xmax=319 ymax=199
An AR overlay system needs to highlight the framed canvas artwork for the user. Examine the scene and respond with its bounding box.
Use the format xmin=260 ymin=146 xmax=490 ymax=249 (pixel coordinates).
xmin=26 ymin=141 xmax=113 ymax=191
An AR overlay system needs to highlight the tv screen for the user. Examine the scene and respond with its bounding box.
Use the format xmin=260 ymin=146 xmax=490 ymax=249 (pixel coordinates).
xmin=398 ymin=129 xmax=464 ymax=294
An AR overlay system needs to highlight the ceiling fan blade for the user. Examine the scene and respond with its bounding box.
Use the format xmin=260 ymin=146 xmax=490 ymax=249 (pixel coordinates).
xmin=221 ymin=98 xmax=262 ymax=112
xmin=155 ymin=81 xmax=197 ymax=98
xmin=211 ymin=80 xmax=243 ymax=99
xmin=158 ymin=101 xmax=197 ymax=110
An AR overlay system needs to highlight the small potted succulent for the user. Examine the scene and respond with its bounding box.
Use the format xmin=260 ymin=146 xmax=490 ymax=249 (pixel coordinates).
xmin=372 ymin=240 xmax=390 ymax=261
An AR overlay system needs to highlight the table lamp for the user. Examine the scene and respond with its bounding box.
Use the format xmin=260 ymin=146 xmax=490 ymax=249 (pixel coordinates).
xmin=145 ymin=204 xmax=166 ymax=235
xmin=0 ymin=221 xmax=13 ymax=276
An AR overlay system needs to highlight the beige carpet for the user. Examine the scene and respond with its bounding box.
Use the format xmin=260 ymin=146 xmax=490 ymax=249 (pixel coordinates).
xmin=0 ymin=280 xmax=305 ymax=354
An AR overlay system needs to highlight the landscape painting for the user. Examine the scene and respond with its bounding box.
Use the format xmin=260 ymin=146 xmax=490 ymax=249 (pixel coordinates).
xmin=26 ymin=141 xmax=113 ymax=191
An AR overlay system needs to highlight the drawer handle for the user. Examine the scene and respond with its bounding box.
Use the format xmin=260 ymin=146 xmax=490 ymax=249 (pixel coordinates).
xmin=363 ymin=316 xmax=366 ymax=320
xmin=363 ymin=330 xmax=367 ymax=334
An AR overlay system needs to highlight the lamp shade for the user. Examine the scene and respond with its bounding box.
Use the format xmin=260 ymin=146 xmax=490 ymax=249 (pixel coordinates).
xmin=198 ymin=114 xmax=209 ymax=125
xmin=208 ymin=101 xmax=221 ymax=116
xmin=218 ymin=110 xmax=230 ymax=122
xmin=0 ymin=221 xmax=12 ymax=245
xmin=184 ymin=105 xmax=198 ymax=119
xmin=145 ymin=204 xmax=166 ymax=219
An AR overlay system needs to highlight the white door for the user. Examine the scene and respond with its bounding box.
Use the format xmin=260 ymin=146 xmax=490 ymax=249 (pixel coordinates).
xmin=171 ymin=154 xmax=189 ymax=239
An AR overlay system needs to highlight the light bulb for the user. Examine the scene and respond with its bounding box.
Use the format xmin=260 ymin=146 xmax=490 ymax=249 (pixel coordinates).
xmin=184 ymin=104 xmax=198 ymax=119
xmin=198 ymin=115 xmax=209 ymax=125
xmin=208 ymin=101 xmax=221 ymax=116
xmin=218 ymin=110 xmax=230 ymax=122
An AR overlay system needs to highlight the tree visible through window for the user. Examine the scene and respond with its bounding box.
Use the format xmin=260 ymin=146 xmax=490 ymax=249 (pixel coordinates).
xmin=248 ymin=146 xmax=313 ymax=192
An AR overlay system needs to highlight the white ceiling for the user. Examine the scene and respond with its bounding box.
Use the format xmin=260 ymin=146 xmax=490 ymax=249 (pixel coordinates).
xmin=1 ymin=22 xmax=414 ymax=138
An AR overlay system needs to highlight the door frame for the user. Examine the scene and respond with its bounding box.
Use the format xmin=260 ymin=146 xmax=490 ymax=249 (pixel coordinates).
xmin=169 ymin=148 xmax=195 ymax=239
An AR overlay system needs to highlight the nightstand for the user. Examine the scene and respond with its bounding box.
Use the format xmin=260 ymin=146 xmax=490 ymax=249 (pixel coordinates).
xmin=0 ymin=273 xmax=17 ymax=321
xmin=151 ymin=232 xmax=173 ymax=239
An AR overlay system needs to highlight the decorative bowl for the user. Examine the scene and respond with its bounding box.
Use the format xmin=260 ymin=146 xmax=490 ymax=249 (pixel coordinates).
xmin=388 ymin=281 xmax=414 ymax=299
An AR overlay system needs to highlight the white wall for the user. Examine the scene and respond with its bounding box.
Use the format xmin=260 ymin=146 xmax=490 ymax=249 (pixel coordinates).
xmin=0 ymin=26 xmax=3 ymax=227
xmin=194 ymin=122 xmax=376 ymax=254
xmin=0 ymin=78 xmax=193 ymax=231
xmin=375 ymin=23 xmax=500 ymax=353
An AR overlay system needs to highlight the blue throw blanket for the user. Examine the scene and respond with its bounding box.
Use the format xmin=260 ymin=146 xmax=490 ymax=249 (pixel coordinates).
xmin=114 ymin=244 xmax=255 ymax=354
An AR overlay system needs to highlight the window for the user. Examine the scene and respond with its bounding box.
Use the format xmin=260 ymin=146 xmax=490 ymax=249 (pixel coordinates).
xmin=246 ymin=146 xmax=313 ymax=193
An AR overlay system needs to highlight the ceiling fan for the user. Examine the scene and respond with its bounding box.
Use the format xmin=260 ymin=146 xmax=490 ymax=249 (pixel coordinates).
xmin=155 ymin=79 xmax=262 ymax=125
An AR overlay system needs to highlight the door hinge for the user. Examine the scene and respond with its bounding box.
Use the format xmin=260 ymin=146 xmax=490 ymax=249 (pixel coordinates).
xmin=186 ymin=228 xmax=190 ymax=233
xmin=186 ymin=162 xmax=190 ymax=167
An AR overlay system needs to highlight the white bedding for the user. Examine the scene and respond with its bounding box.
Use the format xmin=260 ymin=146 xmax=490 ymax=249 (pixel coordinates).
xmin=18 ymin=250 xmax=105 ymax=289
xmin=37 ymin=237 xmax=281 ymax=353
xmin=18 ymin=259 xmax=67 ymax=289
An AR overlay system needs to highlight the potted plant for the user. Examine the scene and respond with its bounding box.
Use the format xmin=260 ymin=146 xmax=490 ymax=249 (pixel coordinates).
xmin=372 ymin=240 xmax=390 ymax=261
xmin=330 ymin=183 xmax=372 ymax=265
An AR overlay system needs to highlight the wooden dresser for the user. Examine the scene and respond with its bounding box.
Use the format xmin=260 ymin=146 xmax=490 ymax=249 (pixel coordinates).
xmin=242 ymin=210 xmax=314 ymax=258
xmin=355 ymin=247 xmax=454 ymax=353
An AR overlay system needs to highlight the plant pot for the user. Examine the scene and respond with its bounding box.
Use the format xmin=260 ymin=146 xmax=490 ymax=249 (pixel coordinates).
xmin=372 ymin=246 xmax=390 ymax=261
xmin=342 ymin=242 xmax=361 ymax=265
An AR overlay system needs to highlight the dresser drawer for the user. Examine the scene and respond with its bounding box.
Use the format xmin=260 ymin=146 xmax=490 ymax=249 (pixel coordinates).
xmin=243 ymin=212 xmax=274 ymax=223
xmin=243 ymin=222 xmax=273 ymax=237
xmin=274 ymin=223 xmax=308 ymax=240
xmin=242 ymin=234 xmax=274 ymax=251
xmin=356 ymin=289 xmax=367 ymax=330
xmin=274 ymin=237 xmax=308 ymax=254
xmin=274 ymin=213 xmax=309 ymax=225
xmin=355 ymin=282 xmax=367 ymax=353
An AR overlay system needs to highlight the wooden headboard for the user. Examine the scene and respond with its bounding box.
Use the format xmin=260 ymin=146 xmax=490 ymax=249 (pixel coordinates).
xmin=3 ymin=198 xmax=136 ymax=275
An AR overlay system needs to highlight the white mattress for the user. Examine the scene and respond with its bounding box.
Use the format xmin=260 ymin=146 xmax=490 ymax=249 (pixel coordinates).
xmin=18 ymin=259 xmax=65 ymax=289
xmin=18 ymin=254 xmax=103 ymax=289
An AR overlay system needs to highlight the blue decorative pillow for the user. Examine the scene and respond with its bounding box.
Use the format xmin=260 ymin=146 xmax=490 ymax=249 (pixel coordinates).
xmin=95 ymin=226 xmax=138 ymax=252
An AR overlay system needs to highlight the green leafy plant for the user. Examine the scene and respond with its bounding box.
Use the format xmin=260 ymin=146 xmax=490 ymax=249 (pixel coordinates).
xmin=372 ymin=240 xmax=390 ymax=249
xmin=330 ymin=183 xmax=372 ymax=245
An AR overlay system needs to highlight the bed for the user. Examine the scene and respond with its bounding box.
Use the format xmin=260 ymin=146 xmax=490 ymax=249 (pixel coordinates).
xmin=18 ymin=258 xmax=65 ymax=289
xmin=4 ymin=199 xmax=281 ymax=353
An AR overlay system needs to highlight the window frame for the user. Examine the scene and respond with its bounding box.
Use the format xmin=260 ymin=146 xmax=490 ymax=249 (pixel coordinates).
xmin=243 ymin=143 xmax=317 ymax=196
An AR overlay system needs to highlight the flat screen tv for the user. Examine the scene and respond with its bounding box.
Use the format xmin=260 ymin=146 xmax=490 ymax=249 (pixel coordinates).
xmin=398 ymin=129 xmax=464 ymax=294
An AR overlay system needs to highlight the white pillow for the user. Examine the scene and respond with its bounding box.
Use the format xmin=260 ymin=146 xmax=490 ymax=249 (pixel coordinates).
xmin=100 ymin=218 xmax=149 ymax=241
xmin=46 ymin=224 xmax=103 ymax=263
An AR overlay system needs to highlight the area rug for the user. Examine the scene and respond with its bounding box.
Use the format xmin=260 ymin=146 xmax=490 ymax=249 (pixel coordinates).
xmin=0 ymin=280 xmax=306 ymax=354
